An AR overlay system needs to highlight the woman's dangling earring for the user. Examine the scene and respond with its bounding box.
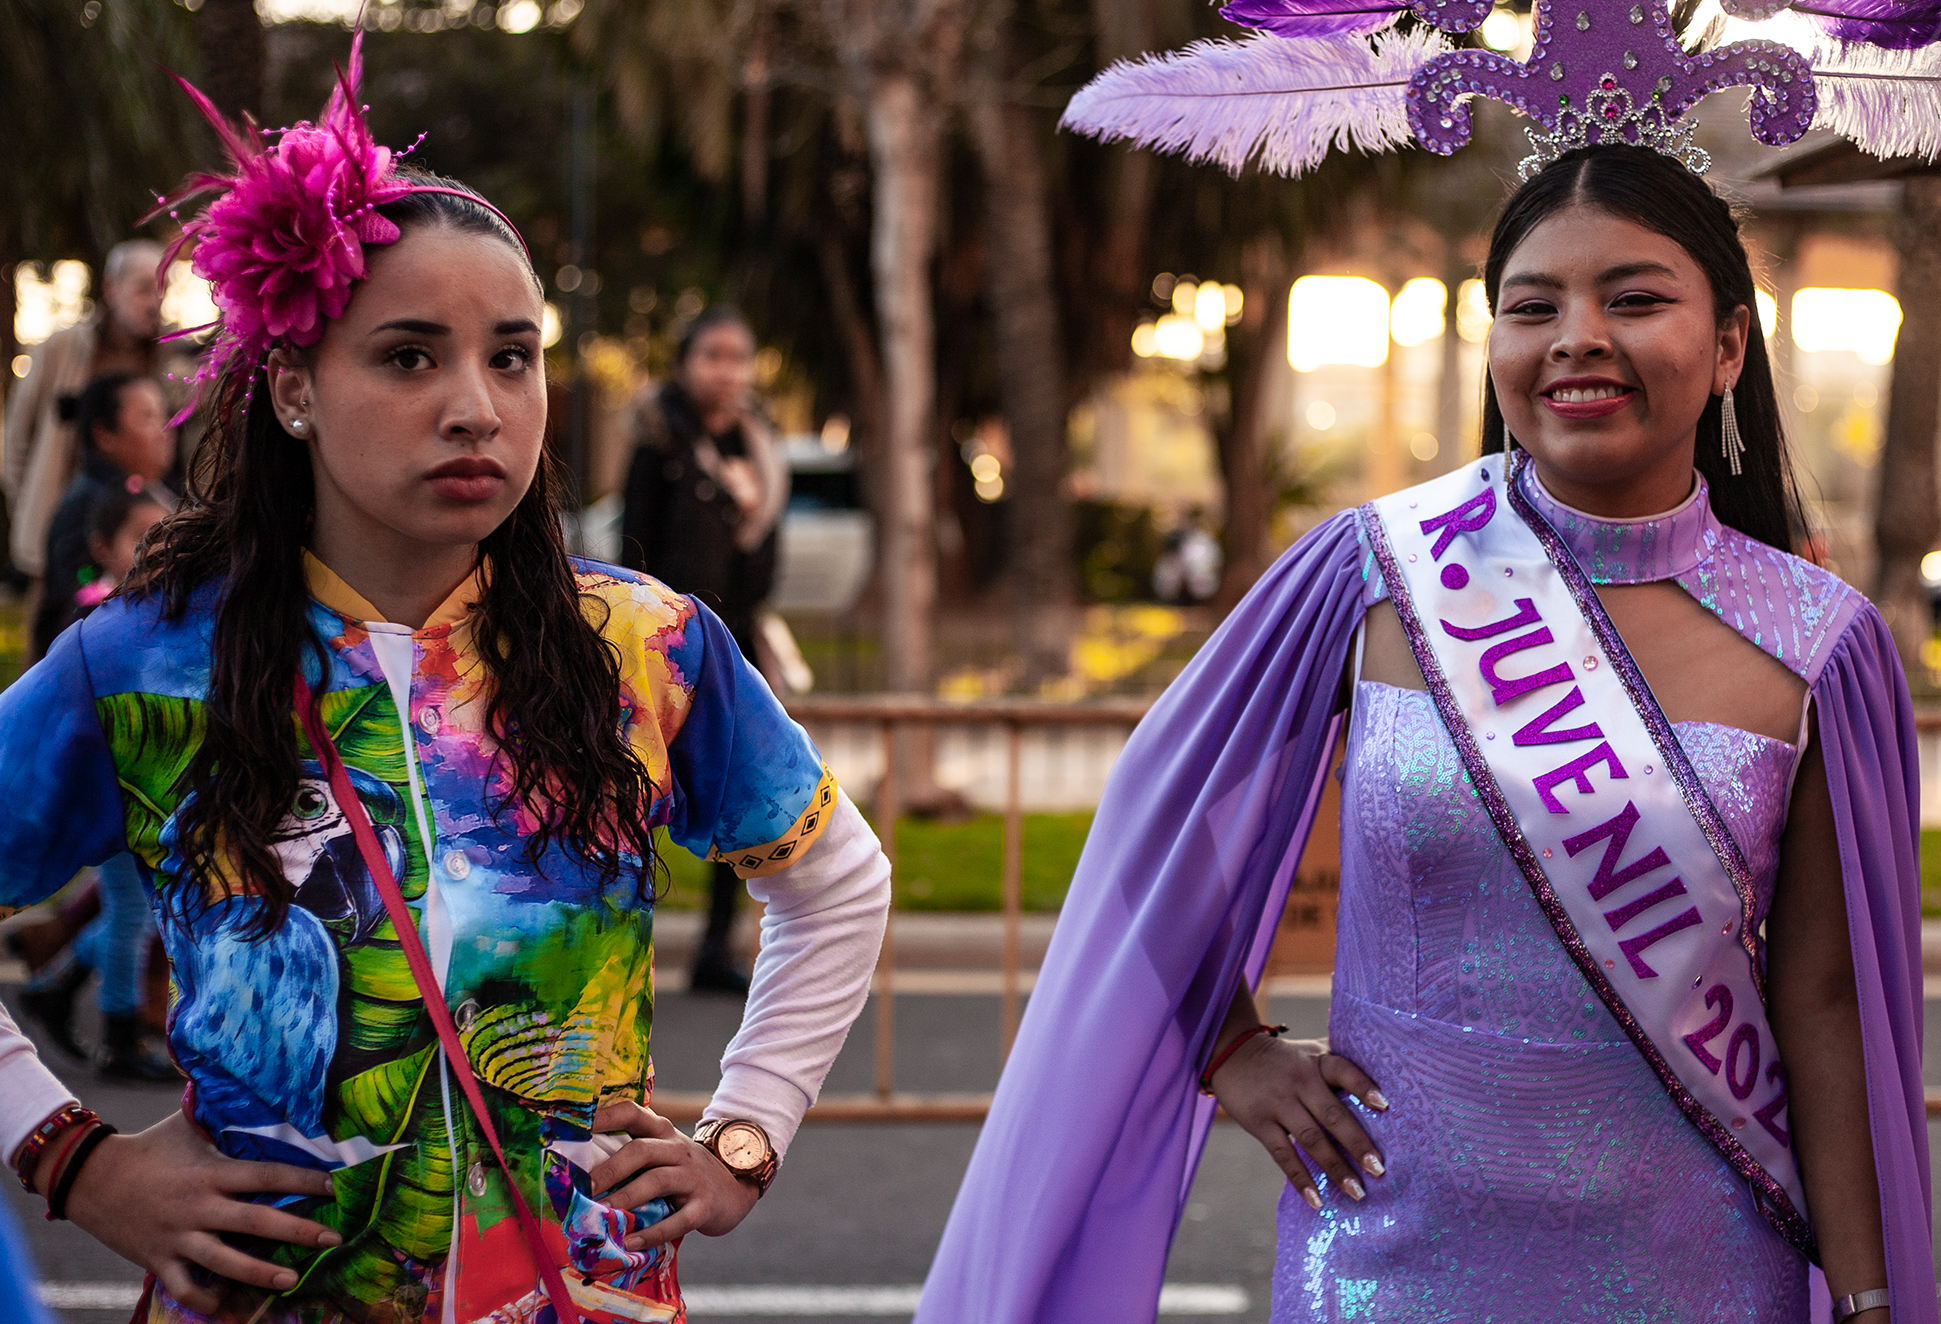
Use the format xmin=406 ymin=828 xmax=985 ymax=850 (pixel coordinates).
xmin=1502 ymin=422 xmax=1514 ymax=453
xmin=1721 ymin=384 xmax=1745 ymax=476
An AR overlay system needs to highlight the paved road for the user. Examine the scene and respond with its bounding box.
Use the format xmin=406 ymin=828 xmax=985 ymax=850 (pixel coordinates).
xmin=11 ymin=984 xmax=1941 ymax=1323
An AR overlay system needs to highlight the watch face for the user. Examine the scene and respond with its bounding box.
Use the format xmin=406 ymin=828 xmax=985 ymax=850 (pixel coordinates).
xmin=717 ymin=1124 xmax=766 ymax=1171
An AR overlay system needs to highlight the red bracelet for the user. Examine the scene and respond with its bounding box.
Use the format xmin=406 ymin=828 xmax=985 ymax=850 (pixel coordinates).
xmin=12 ymin=1103 xmax=98 ymax=1193
xmin=1199 ymin=1024 xmax=1288 ymax=1096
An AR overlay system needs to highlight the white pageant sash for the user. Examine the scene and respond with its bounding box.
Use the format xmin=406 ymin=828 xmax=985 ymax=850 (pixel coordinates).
xmin=1359 ymin=454 xmax=1813 ymax=1257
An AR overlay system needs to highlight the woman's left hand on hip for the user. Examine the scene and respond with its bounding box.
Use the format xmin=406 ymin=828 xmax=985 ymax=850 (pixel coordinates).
xmin=588 ymin=1100 xmax=762 ymax=1250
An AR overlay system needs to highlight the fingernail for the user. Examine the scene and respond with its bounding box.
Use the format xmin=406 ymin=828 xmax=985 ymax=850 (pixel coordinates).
xmin=1301 ymin=1186 xmax=1322 ymax=1211
xmin=1344 ymin=1176 xmax=1366 ymax=1201
xmin=1363 ymin=1153 xmax=1385 ymax=1177
xmin=318 ymin=1231 xmax=343 ymax=1247
xmin=274 ymin=1272 xmax=298 ymax=1289
xmin=1365 ymin=1090 xmax=1389 ymax=1111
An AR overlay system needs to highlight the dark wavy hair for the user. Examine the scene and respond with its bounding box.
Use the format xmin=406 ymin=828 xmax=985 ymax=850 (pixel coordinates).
xmin=65 ymin=372 xmax=142 ymax=453
xmin=675 ymin=303 xmax=753 ymax=365
xmin=130 ymin=172 xmax=662 ymax=935
xmin=1479 ymin=144 xmax=1808 ymax=554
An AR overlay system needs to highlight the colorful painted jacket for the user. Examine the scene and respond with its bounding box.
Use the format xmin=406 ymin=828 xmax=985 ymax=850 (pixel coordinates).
xmin=0 ymin=554 xmax=837 ymax=1324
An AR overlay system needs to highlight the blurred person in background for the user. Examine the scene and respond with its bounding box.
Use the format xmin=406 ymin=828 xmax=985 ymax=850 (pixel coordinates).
xmin=3 ymin=240 xmax=179 ymax=603
xmin=1153 ymin=517 xmax=1222 ymax=604
xmin=75 ymin=485 xmax=171 ymax=618
xmin=621 ymin=306 xmax=790 ymax=995
xmin=18 ymin=483 xmax=174 ymax=1081
xmin=33 ymin=373 xmax=177 ymax=657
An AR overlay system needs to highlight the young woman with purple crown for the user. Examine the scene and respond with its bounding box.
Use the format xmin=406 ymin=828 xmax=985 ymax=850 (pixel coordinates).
xmin=0 ymin=39 xmax=889 ymax=1324
xmin=918 ymin=1 xmax=1941 ymax=1319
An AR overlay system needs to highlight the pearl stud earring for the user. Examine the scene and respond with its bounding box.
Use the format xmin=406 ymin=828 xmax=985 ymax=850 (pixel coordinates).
xmin=289 ymin=418 xmax=308 ymax=434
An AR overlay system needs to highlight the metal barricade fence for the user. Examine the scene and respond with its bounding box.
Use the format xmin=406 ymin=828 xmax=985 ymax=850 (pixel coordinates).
xmin=654 ymin=695 xmax=1150 ymax=1123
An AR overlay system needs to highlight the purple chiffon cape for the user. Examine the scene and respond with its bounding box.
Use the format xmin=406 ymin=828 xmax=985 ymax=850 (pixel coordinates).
xmin=914 ymin=510 xmax=1934 ymax=1324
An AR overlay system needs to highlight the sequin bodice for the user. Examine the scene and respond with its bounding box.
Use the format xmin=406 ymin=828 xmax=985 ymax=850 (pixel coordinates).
xmin=1330 ymin=682 xmax=1797 ymax=1038
xmin=1278 ymin=683 xmax=1809 ymax=1322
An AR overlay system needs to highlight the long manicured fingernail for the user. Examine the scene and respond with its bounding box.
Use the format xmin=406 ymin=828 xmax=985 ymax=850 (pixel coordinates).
xmin=317 ymin=1231 xmax=342 ymax=1247
xmin=274 ymin=1272 xmax=298 ymax=1289
xmin=1343 ymin=1176 xmax=1366 ymax=1201
xmin=1362 ymin=1153 xmax=1385 ymax=1177
xmin=1364 ymin=1090 xmax=1389 ymax=1111
xmin=1301 ymin=1186 xmax=1322 ymax=1212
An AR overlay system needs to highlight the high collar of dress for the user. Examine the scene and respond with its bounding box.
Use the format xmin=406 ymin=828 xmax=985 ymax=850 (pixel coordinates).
xmin=303 ymin=550 xmax=486 ymax=634
xmin=1516 ymin=458 xmax=1722 ymax=586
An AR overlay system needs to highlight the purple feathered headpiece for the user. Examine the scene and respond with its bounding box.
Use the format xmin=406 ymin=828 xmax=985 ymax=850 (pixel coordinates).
xmin=146 ymin=34 xmax=525 ymax=423
xmin=1061 ymin=0 xmax=1941 ymax=178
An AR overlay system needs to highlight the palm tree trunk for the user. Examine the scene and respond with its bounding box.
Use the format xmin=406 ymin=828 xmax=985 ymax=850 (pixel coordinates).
xmin=866 ymin=70 xmax=941 ymax=696
xmin=1873 ymin=176 xmax=1941 ymax=680
xmin=1214 ymin=250 xmax=1291 ymax=609
xmin=971 ymin=61 xmax=1073 ymax=686
xmin=739 ymin=6 xmax=773 ymax=230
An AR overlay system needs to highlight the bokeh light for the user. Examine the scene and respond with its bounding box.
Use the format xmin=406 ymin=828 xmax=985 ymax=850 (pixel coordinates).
xmin=1288 ymin=276 xmax=1389 ymax=370
xmin=499 ymin=0 xmax=543 ymax=31
xmin=14 ymin=260 xmax=91 ymax=347
xmin=1790 ymin=288 xmax=1901 ymax=365
xmin=161 ymin=261 xmax=219 ymax=333
xmin=1390 ymin=277 xmax=1447 ymax=348
xmin=1193 ymin=282 xmax=1227 ymax=333
xmin=1153 ymin=314 xmax=1206 ymax=361
xmin=1480 ymin=7 xmax=1522 ymax=48
xmin=1455 ymin=279 xmax=1492 ymax=344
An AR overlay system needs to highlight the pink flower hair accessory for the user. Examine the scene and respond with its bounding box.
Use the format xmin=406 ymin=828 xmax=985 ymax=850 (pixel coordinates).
xmin=144 ymin=33 xmax=528 ymax=424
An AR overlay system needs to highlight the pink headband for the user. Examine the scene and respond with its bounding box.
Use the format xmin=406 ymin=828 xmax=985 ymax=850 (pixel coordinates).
xmin=144 ymin=33 xmax=530 ymax=424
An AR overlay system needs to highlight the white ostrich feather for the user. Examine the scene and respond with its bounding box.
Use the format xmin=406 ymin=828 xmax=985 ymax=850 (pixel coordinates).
xmin=1809 ymin=37 xmax=1941 ymax=162
xmin=1060 ymin=27 xmax=1454 ymax=177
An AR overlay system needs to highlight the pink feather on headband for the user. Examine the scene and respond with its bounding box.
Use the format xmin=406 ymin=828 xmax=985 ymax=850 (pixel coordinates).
xmin=144 ymin=33 xmax=414 ymax=420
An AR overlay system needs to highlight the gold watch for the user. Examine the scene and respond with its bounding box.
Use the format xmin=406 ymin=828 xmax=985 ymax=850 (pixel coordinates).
xmin=692 ymin=1118 xmax=779 ymax=1195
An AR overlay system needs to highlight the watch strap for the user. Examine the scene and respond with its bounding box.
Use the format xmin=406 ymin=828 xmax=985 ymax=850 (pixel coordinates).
xmin=1832 ymin=1289 xmax=1891 ymax=1322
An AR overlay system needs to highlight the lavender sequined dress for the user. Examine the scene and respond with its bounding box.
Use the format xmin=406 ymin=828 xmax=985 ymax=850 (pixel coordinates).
xmin=1280 ymin=471 xmax=1837 ymax=1323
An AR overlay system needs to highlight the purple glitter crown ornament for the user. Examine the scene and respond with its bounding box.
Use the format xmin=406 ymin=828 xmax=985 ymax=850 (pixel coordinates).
xmin=1060 ymin=0 xmax=1941 ymax=177
xmin=1407 ymin=0 xmax=1815 ymax=177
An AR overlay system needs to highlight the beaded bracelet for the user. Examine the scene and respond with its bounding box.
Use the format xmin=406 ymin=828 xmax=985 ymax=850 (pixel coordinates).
xmin=12 ymin=1103 xmax=98 ymax=1193
xmin=45 ymin=1120 xmax=116 ymax=1222
xmin=1198 ymin=1024 xmax=1288 ymax=1096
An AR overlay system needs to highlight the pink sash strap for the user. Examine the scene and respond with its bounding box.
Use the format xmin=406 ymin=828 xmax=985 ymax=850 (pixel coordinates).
xmin=294 ymin=676 xmax=585 ymax=1324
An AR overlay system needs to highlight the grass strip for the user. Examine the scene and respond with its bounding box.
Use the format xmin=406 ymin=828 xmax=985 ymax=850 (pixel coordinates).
xmin=653 ymin=811 xmax=1094 ymax=913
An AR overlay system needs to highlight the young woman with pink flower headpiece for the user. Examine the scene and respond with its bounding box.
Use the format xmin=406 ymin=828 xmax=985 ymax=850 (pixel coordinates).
xmin=0 ymin=38 xmax=890 ymax=1324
